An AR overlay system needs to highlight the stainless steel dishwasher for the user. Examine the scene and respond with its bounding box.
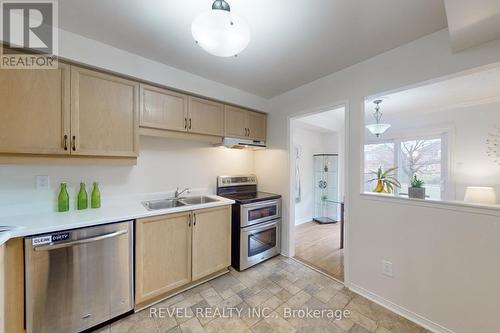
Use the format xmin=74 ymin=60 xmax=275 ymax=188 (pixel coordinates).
xmin=25 ymin=221 xmax=134 ymax=333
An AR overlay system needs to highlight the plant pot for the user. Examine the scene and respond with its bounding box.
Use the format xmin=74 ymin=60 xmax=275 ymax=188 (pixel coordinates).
xmin=408 ymin=187 xmax=426 ymax=199
xmin=373 ymin=180 xmax=386 ymax=193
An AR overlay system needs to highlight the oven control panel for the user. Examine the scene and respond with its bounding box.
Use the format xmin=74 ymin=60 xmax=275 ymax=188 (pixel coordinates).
xmin=218 ymin=175 xmax=257 ymax=187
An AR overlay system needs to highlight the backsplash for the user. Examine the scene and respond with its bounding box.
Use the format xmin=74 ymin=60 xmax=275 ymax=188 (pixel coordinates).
xmin=0 ymin=136 xmax=255 ymax=212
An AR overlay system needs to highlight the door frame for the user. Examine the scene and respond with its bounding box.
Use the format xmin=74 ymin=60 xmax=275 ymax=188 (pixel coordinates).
xmin=287 ymin=100 xmax=350 ymax=284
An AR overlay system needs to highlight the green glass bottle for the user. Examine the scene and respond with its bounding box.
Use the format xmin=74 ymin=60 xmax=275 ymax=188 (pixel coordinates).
xmin=58 ymin=183 xmax=70 ymax=212
xmin=91 ymin=182 xmax=101 ymax=209
xmin=77 ymin=182 xmax=88 ymax=210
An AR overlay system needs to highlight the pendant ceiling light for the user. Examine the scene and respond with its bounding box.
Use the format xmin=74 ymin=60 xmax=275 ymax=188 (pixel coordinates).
xmin=191 ymin=0 xmax=250 ymax=57
xmin=366 ymin=100 xmax=391 ymax=137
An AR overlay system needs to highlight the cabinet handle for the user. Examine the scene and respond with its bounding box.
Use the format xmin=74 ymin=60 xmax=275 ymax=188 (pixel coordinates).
xmin=248 ymin=128 xmax=251 ymax=137
xmin=188 ymin=214 xmax=192 ymax=227
xmin=193 ymin=213 xmax=196 ymax=226
xmin=245 ymin=128 xmax=248 ymax=136
xmin=184 ymin=118 xmax=188 ymax=129
xmin=72 ymin=136 xmax=76 ymax=151
xmin=189 ymin=118 xmax=192 ymax=130
xmin=63 ymin=135 xmax=68 ymax=151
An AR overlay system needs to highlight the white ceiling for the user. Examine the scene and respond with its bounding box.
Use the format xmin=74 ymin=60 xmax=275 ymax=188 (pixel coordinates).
xmin=445 ymin=0 xmax=500 ymax=51
xmin=59 ymin=0 xmax=447 ymax=98
xmin=365 ymin=64 xmax=500 ymax=119
xmin=295 ymin=107 xmax=345 ymax=133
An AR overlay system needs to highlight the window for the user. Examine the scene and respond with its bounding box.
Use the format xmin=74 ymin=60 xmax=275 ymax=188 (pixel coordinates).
xmin=364 ymin=136 xmax=446 ymax=200
xmin=398 ymin=138 xmax=443 ymax=200
xmin=364 ymin=143 xmax=395 ymax=193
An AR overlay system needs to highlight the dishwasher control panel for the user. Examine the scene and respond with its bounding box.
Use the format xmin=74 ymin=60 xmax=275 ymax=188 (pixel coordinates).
xmin=32 ymin=232 xmax=70 ymax=245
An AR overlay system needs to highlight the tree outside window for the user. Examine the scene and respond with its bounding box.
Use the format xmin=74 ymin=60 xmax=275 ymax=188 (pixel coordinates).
xmin=399 ymin=139 xmax=442 ymax=200
xmin=364 ymin=137 xmax=444 ymax=200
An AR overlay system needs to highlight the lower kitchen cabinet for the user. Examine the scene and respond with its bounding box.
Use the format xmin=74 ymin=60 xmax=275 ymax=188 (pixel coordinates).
xmin=135 ymin=212 xmax=192 ymax=306
xmin=192 ymin=207 xmax=231 ymax=281
xmin=135 ymin=206 xmax=231 ymax=307
xmin=0 ymin=239 xmax=24 ymax=333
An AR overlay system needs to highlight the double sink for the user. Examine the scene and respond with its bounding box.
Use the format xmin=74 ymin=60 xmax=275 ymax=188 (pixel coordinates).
xmin=142 ymin=195 xmax=219 ymax=211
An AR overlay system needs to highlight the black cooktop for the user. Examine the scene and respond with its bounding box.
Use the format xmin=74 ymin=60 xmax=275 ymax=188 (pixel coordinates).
xmin=219 ymin=191 xmax=281 ymax=205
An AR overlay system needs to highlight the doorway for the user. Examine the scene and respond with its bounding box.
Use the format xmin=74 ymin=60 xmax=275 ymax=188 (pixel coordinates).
xmin=290 ymin=107 xmax=346 ymax=281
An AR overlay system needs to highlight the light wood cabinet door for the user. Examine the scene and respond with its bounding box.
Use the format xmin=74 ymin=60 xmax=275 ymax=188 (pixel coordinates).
xmin=70 ymin=66 xmax=139 ymax=157
xmin=247 ymin=111 xmax=267 ymax=141
xmin=188 ymin=97 xmax=224 ymax=136
xmin=192 ymin=206 xmax=231 ymax=281
xmin=135 ymin=212 xmax=192 ymax=305
xmin=224 ymin=105 xmax=247 ymax=139
xmin=140 ymin=84 xmax=188 ymax=132
xmin=0 ymin=64 xmax=70 ymax=155
xmin=0 ymin=239 xmax=24 ymax=333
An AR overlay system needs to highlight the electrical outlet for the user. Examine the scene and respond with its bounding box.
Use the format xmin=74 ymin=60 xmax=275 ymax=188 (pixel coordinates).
xmin=35 ymin=175 xmax=50 ymax=190
xmin=382 ymin=260 xmax=394 ymax=278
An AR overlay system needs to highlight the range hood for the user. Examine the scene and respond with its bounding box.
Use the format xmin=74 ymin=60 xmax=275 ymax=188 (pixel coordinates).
xmin=220 ymin=137 xmax=267 ymax=149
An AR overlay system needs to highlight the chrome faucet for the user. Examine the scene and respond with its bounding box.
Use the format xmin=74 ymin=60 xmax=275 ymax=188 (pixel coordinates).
xmin=174 ymin=187 xmax=190 ymax=198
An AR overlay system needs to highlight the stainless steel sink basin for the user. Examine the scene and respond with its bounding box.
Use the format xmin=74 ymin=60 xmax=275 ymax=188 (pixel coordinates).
xmin=142 ymin=199 xmax=187 ymax=211
xmin=142 ymin=196 xmax=219 ymax=211
xmin=180 ymin=196 xmax=218 ymax=205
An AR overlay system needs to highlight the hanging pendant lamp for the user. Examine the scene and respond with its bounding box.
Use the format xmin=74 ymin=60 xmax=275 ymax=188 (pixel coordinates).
xmin=192 ymin=0 xmax=250 ymax=57
xmin=366 ymin=100 xmax=391 ymax=137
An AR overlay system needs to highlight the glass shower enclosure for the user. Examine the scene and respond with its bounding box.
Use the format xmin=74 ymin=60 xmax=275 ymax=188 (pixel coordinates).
xmin=313 ymin=154 xmax=341 ymax=224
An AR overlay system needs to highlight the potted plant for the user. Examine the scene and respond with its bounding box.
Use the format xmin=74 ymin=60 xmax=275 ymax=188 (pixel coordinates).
xmin=367 ymin=167 xmax=401 ymax=194
xmin=408 ymin=175 xmax=426 ymax=199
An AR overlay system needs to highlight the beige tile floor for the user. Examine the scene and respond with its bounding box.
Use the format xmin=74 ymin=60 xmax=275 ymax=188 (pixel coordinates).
xmin=93 ymin=256 xmax=429 ymax=333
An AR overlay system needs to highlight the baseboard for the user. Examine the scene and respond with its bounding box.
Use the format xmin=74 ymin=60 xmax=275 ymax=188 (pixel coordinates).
xmin=294 ymin=217 xmax=311 ymax=225
xmin=346 ymin=282 xmax=455 ymax=333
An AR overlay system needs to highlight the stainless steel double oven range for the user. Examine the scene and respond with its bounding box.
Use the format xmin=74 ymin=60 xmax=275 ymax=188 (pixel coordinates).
xmin=217 ymin=175 xmax=281 ymax=271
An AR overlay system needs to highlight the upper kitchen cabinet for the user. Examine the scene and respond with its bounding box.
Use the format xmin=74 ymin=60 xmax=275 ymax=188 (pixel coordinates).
xmin=0 ymin=64 xmax=70 ymax=155
xmin=246 ymin=111 xmax=267 ymax=141
xmin=188 ymin=97 xmax=224 ymax=136
xmin=71 ymin=66 xmax=139 ymax=157
xmin=140 ymin=84 xmax=188 ymax=133
xmin=224 ymin=105 xmax=267 ymax=141
xmin=224 ymin=105 xmax=247 ymax=139
xmin=139 ymin=90 xmax=224 ymax=138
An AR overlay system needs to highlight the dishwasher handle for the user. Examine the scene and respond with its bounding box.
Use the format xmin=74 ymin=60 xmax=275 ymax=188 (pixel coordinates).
xmin=33 ymin=229 xmax=128 ymax=251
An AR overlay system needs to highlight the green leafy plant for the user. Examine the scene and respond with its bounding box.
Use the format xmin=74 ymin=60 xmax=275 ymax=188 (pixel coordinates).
xmin=411 ymin=175 xmax=425 ymax=188
xmin=367 ymin=166 xmax=401 ymax=193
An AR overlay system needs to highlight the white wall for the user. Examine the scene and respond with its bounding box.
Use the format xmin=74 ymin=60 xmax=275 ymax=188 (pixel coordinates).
xmin=293 ymin=124 xmax=340 ymax=225
xmin=0 ymin=137 xmax=254 ymax=210
xmin=255 ymin=29 xmax=500 ymax=333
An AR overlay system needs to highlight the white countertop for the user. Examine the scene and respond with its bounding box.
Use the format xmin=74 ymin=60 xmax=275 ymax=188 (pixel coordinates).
xmin=0 ymin=192 xmax=234 ymax=246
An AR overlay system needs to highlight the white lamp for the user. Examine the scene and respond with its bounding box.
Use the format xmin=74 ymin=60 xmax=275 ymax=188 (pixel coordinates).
xmin=464 ymin=186 xmax=497 ymax=205
xmin=366 ymin=100 xmax=391 ymax=137
xmin=192 ymin=0 xmax=250 ymax=58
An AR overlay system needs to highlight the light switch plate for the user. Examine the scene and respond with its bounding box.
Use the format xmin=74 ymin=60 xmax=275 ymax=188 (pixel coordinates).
xmin=35 ymin=175 xmax=50 ymax=190
xmin=382 ymin=260 xmax=394 ymax=278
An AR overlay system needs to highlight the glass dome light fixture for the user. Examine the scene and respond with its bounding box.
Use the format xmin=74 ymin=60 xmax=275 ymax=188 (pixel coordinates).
xmin=366 ymin=100 xmax=391 ymax=138
xmin=191 ymin=0 xmax=250 ymax=58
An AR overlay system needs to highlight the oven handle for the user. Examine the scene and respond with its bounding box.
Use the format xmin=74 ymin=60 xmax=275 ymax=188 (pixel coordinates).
xmin=241 ymin=199 xmax=280 ymax=210
xmin=241 ymin=220 xmax=280 ymax=233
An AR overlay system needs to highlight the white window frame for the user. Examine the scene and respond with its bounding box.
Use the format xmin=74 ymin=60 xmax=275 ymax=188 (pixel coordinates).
xmin=363 ymin=128 xmax=451 ymax=200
